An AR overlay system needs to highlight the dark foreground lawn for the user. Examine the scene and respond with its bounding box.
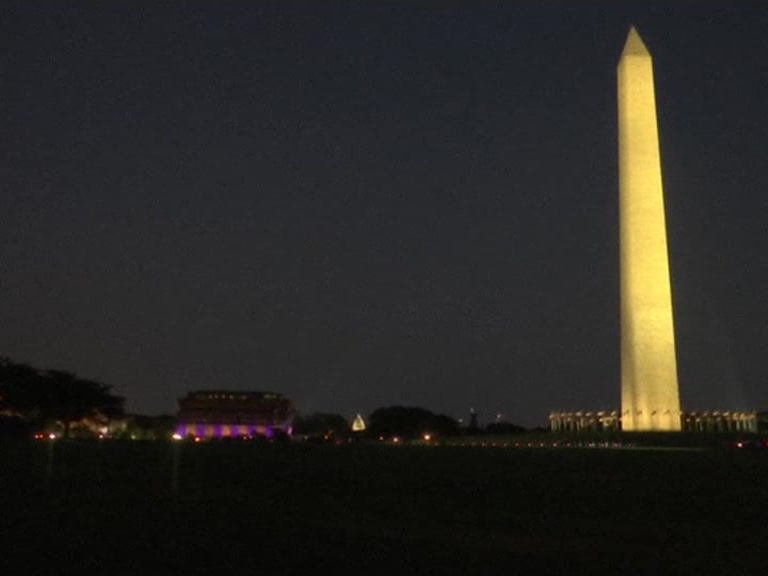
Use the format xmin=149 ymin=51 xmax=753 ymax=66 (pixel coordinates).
xmin=1 ymin=439 xmax=767 ymax=575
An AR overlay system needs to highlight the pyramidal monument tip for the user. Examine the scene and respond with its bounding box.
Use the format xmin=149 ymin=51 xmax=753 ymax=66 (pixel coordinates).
xmin=622 ymin=26 xmax=650 ymax=58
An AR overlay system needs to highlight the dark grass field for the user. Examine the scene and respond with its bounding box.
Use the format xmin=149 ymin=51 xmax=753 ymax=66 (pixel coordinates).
xmin=1 ymin=439 xmax=767 ymax=575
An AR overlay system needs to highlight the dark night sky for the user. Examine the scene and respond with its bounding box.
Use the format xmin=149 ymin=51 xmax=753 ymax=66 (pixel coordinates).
xmin=2 ymin=1 xmax=767 ymax=427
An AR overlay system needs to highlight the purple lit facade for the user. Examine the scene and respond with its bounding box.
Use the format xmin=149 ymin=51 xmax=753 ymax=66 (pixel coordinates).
xmin=176 ymin=391 xmax=294 ymax=439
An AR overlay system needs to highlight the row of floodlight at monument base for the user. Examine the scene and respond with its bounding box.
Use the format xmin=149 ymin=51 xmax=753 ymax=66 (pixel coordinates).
xmin=548 ymin=410 xmax=760 ymax=434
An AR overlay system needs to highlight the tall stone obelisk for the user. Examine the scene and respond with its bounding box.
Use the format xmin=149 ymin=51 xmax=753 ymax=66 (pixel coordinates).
xmin=618 ymin=27 xmax=681 ymax=431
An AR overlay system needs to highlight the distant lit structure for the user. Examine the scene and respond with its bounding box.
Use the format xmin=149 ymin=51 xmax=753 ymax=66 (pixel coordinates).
xmin=549 ymin=410 xmax=761 ymax=433
xmin=549 ymin=411 xmax=621 ymax=433
xmin=176 ymin=391 xmax=294 ymax=439
xmin=351 ymin=413 xmax=366 ymax=432
xmin=682 ymin=411 xmax=760 ymax=433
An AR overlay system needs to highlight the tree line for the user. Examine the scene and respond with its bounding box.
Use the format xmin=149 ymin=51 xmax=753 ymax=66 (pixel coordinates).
xmin=294 ymin=406 xmax=527 ymax=442
xmin=1 ymin=354 xmax=528 ymax=442
xmin=0 ymin=357 xmax=124 ymax=438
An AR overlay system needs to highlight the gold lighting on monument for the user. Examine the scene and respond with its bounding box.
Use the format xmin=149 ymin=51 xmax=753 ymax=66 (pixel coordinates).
xmin=618 ymin=28 xmax=682 ymax=431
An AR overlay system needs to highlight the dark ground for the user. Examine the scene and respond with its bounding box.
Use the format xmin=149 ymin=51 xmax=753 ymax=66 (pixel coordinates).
xmin=1 ymin=439 xmax=767 ymax=575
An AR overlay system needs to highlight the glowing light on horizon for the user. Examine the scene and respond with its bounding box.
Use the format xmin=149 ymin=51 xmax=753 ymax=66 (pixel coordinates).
xmin=352 ymin=414 xmax=366 ymax=432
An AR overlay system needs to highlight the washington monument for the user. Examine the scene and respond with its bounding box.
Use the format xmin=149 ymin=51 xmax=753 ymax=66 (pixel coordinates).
xmin=618 ymin=27 xmax=681 ymax=431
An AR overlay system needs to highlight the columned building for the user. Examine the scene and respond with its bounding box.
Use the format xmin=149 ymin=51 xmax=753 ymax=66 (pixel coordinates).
xmin=549 ymin=410 xmax=760 ymax=434
xmin=176 ymin=390 xmax=294 ymax=439
xmin=549 ymin=411 xmax=621 ymax=433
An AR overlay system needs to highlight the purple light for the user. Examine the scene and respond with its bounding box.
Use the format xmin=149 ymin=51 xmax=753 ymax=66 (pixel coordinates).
xmin=179 ymin=422 xmax=288 ymax=439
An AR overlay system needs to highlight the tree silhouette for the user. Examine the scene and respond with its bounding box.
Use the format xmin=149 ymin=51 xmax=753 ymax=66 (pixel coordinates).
xmin=42 ymin=370 xmax=124 ymax=437
xmin=485 ymin=421 xmax=526 ymax=435
xmin=293 ymin=412 xmax=351 ymax=440
xmin=0 ymin=357 xmax=45 ymax=417
xmin=367 ymin=406 xmax=460 ymax=439
xmin=0 ymin=357 xmax=124 ymax=437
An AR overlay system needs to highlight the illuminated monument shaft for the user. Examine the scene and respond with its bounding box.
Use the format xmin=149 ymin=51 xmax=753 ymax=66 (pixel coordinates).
xmin=618 ymin=28 xmax=681 ymax=431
